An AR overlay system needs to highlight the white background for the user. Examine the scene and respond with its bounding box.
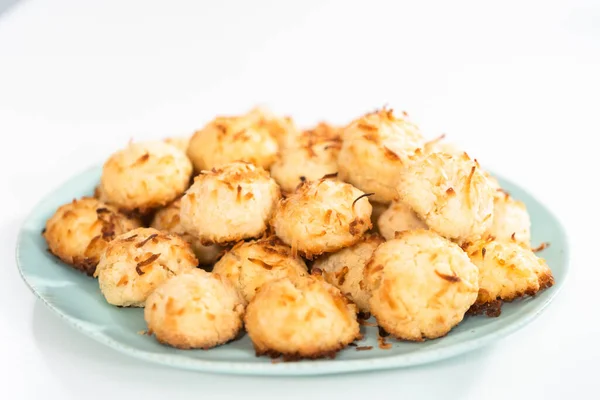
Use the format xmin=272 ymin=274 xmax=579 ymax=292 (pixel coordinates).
xmin=0 ymin=0 xmax=598 ymax=399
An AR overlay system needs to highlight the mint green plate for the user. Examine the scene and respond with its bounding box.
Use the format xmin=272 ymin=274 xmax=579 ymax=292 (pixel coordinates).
xmin=16 ymin=166 xmax=569 ymax=376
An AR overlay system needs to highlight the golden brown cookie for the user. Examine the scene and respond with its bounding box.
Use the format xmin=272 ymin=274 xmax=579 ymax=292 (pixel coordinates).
xmin=397 ymin=152 xmax=494 ymax=241
xmin=180 ymin=162 xmax=281 ymax=245
xmin=463 ymin=238 xmax=553 ymax=317
xmin=100 ymin=141 xmax=192 ymax=213
xmin=270 ymin=178 xmax=372 ymax=259
xmin=270 ymin=123 xmax=342 ymax=193
xmin=338 ymin=108 xmax=425 ymax=203
xmin=94 ymin=227 xmax=198 ymax=307
xmin=145 ymin=269 xmax=245 ymax=349
xmin=312 ymin=233 xmax=384 ymax=312
xmin=365 ymin=230 xmax=479 ymax=341
xmin=213 ymin=236 xmax=308 ymax=302
xmin=43 ymin=197 xmax=141 ymax=275
xmin=151 ymin=199 xmax=223 ymax=266
xmin=244 ymin=276 xmax=360 ymax=359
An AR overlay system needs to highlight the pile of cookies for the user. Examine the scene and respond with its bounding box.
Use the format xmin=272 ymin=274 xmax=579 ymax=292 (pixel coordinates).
xmin=43 ymin=106 xmax=554 ymax=359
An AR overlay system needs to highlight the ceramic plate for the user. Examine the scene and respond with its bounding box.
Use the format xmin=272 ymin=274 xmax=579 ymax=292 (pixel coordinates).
xmin=16 ymin=166 xmax=569 ymax=376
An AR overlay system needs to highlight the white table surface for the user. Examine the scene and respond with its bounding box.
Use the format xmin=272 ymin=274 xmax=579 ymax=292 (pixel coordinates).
xmin=0 ymin=1 xmax=598 ymax=399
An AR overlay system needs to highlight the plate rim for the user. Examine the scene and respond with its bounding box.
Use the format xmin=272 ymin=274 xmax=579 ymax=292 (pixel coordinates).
xmin=15 ymin=165 xmax=571 ymax=376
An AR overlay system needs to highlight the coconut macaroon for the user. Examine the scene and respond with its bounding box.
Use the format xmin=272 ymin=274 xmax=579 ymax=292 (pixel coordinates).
xmin=100 ymin=141 xmax=193 ymax=214
xmin=270 ymin=178 xmax=372 ymax=259
xmin=337 ymin=108 xmax=425 ymax=203
xmin=270 ymin=123 xmax=342 ymax=193
xmin=213 ymin=236 xmax=308 ymax=302
xmin=187 ymin=111 xmax=280 ymax=171
xmin=43 ymin=197 xmax=141 ymax=276
xmin=151 ymin=199 xmax=223 ymax=266
xmin=144 ymin=269 xmax=245 ymax=349
xmin=485 ymin=173 xmax=502 ymax=191
xmin=423 ymin=136 xmax=502 ymax=191
xmin=377 ymin=201 xmax=428 ymax=240
xmin=423 ymin=135 xmax=466 ymax=159
xmin=312 ymin=234 xmax=384 ymax=312
xmin=163 ymin=136 xmax=190 ymax=154
xmin=463 ymin=238 xmax=554 ymax=317
xmin=180 ymin=162 xmax=281 ymax=245
xmin=485 ymin=191 xmax=531 ymax=246
xmin=246 ymin=106 xmax=300 ymax=148
xmin=244 ymin=276 xmax=360 ymax=359
xmin=365 ymin=230 xmax=479 ymax=341
xmin=94 ymin=227 xmax=198 ymax=307
xmin=397 ymin=152 xmax=494 ymax=241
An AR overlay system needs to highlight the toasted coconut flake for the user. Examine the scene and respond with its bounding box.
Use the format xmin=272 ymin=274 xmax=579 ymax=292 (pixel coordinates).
xmin=321 ymin=172 xmax=338 ymax=180
xmin=136 ymin=253 xmax=161 ymax=275
xmin=532 ymin=242 xmax=550 ymax=252
xmin=352 ymin=193 xmax=375 ymax=210
xmin=435 ymin=270 xmax=461 ymax=283
xmin=247 ymin=257 xmax=275 ymax=271
xmin=136 ymin=233 xmax=158 ymax=248
xmin=464 ymin=166 xmax=476 ymax=209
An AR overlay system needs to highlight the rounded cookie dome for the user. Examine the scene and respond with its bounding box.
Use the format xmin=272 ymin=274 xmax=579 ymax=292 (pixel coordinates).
xmin=187 ymin=111 xmax=279 ymax=171
xmin=245 ymin=106 xmax=301 ymax=148
xmin=43 ymin=197 xmax=141 ymax=275
xmin=94 ymin=227 xmax=198 ymax=307
xmin=213 ymin=236 xmax=308 ymax=302
xmin=338 ymin=108 xmax=425 ymax=203
xmin=270 ymin=178 xmax=372 ymax=258
xmin=145 ymin=269 xmax=245 ymax=349
xmin=423 ymin=137 xmax=502 ymax=191
xmin=180 ymin=162 xmax=281 ymax=245
xmin=485 ymin=192 xmax=531 ymax=246
xmin=100 ymin=141 xmax=193 ymax=213
xmin=396 ymin=152 xmax=494 ymax=241
xmin=312 ymin=233 xmax=384 ymax=312
xmin=270 ymin=123 xmax=342 ymax=193
xmin=365 ymin=230 xmax=479 ymax=341
xmin=244 ymin=276 xmax=360 ymax=359
xmin=423 ymin=136 xmax=467 ymax=159
xmin=463 ymin=238 xmax=553 ymax=316
xmin=163 ymin=136 xmax=190 ymax=154
xmin=151 ymin=198 xmax=223 ymax=266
